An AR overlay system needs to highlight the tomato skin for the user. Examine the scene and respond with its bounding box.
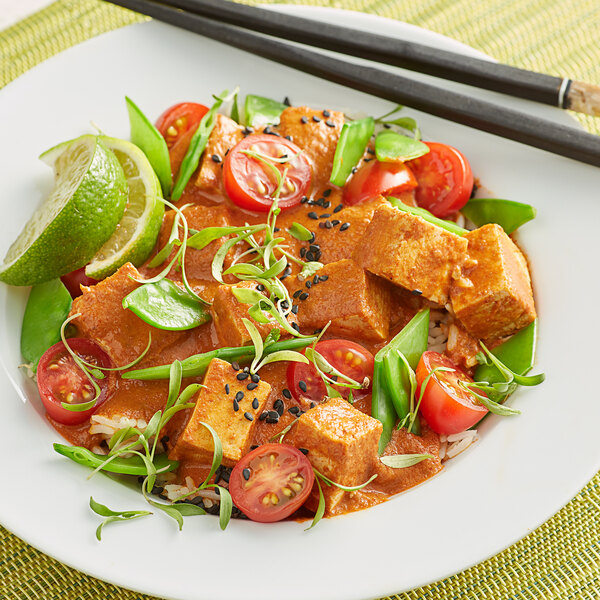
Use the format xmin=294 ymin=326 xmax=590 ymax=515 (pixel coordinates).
xmin=287 ymin=339 xmax=374 ymax=404
xmin=408 ymin=142 xmax=473 ymax=218
xmin=343 ymin=160 xmax=418 ymax=206
xmin=60 ymin=268 xmax=98 ymax=298
xmin=223 ymin=134 xmax=312 ymax=212
xmin=415 ymin=351 xmax=487 ymax=435
xmin=37 ymin=339 xmax=114 ymax=426
xmin=229 ymin=444 xmax=314 ymax=522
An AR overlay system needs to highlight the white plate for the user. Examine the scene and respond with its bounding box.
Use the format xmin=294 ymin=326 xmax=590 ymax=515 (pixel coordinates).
xmin=1 ymin=6 xmax=599 ymax=600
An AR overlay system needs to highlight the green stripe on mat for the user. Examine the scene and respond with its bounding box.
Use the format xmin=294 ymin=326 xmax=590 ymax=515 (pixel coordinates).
xmin=1 ymin=1 xmax=599 ymax=599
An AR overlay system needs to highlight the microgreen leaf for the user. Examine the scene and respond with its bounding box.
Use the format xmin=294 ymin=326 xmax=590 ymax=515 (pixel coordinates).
xmin=243 ymin=317 xmax=264 ymax=373
xmin=263 ymin=328 xmax=281 ymax=348
xmin=89 ymin=497 xmax=151 ymax=541
xmin=188 ymin=224 xmax=265 ymax=251
xmin=299 ymin=261 xmax=323 ymax=279
xmin=379 ymin=454 xmax=432 ymax=468
xmin=288 ymin=222 xmax=314 ymax=242
xmin=305 ymin=476 xmax=325 ymax=531
xmin=314 ymin=469 xmax=377 ymax=492
xmin=253 ymin=350 xmax=308 ymax=372
xmin=217 ymin=486 xmax=233 ymax=530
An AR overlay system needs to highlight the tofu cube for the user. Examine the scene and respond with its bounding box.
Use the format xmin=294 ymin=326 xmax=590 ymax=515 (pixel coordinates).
xmin=285 ymin=259 xmax=391 ymax=340
xmin=195 ymin=114 xmax=244 ymax=195
xmin=277 ymin=106 xmax=344 ymax=190
xmin=211 ymin=281 xmax=298 ymax=347
xmin=169 ymin=358 xmax=271 ymax=466
xmin=285 ymin=397 xmax=382 ymax=514
xmin=353 ymin=203 xmax=468 ymax=305
xmin=450 ymin=224 xmax=536 ymax=340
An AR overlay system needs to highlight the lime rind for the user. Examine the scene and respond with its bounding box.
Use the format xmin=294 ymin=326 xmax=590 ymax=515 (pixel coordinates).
xmin=0 ymin=136 xmax=127 ymax=286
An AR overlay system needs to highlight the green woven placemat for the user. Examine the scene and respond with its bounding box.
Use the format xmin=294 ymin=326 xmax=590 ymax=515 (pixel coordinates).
xmin=1 ymin=1 xmax=599 ymax=599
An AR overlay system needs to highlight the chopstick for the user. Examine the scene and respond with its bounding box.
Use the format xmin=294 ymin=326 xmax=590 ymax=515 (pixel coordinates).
xmin=105 ymin=0 xmax=600 ymax=168
xmin=130 ymin=0 xmax=600 ymax=118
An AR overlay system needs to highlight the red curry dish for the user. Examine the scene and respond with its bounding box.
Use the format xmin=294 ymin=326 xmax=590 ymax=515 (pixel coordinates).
xmin=9 ymin=96 xmax=543 ymax=528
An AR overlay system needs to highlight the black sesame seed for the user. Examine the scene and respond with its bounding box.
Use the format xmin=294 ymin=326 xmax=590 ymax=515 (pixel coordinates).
xmin=411 ymin=289 xmax=423 ymax=296
xmin=305 ymin=250 xmax=316 ymax=261
xmin=152 ymin=485 xmax=164 ymax=495
xmin=319 ymin=275 xmax=329 ymax=282
xmin=340 ymin=222 xmax=350 ymax=231
xmin=233 ymin=399 xmax=240 ymax=411
xmin=313 ymin=275 xmax=320 ymax=284
xmin=244 ymin=412 xmax=254 ymax=421
xmin=237 ymin=372 xmax=249 ymax=381
xmin=251 ymin=373 xmax=260 ymax=383
xmin=225 ymin=384 xmax=230 ymax=394
xmin=264 ymin=126 xmax=272 ymax=134
xmin=325 ymin=220 xmax=333 ymax=229
xmin=323 ymin=200 xmax=331 ymax=209
xmin=312 ymin=115 xmax=321 ymax=123
xmin=322 ymin=109 xmax=331 ymax=117
xmin=367 ymin=147 xmax=375 ymax=155
xmin=305 ymin=281 xmax=312 ymax=289
xmin=331 ymin=219 xmax=340 ymax=226
xmin=235 ymin=391 xmax=244 ymax=401
xmin=318 ymin=222 xmax=326 ymax=229
xmin=285 ymin=135 xmax=293 ymax=141
xmin=231 ymin=361 xmax=240 ymax=371
xmin=325 ymin=120 xmax=335 ymax=128
xmin=300 ymin=247 xmax=307 ymax=258
xmin=288 ymin=406 xmax=300 ymax=416
xmin=267 ymin=410 xmax=279 ymax=420
xmin=252 ymin=397 xmax=259 ymax=409
xmin=266 ymin=416 xmax=279 ymax=424
xmin=274 ymin=401 xmax=285 ymax=417
xmin=301 ymin=116 xmax=309 ymax=124
xmin=333 ymin=203 xmax=343 ymax=213
xmin=250 ymin=444 xmax=259 ymax=450
xmin=243 ymin=468 xmax=251 ymax=481
xmin=161 ymin=435 xmax=169 ymax=445
xmin=280 ymin=266 xmax=292 ymax=280
xmin=307 ymin=211 xmax=318 ymax=220
xmin=247 ymin=382 xmax=259 ymax=391
xmin=291 ymin=322 xmax=300 ymax=332
xmin=281 ymin=300 xmax=290 ymax=310
xmin=291 ymin=304 xmax=299 ymax=315
xmin=301 ymin=195 xmax=309 ymax=204
xmin=383 ymin=123 xmax=392 ymax=129
xmin=320 ymin=213 xmax=331 ymax=219
xmin=293 ymin=289 xmax=302 ymax=299
xmin=158 ymin=493 xmax=169 ymax=501
xmin=310 ymin=401 xmax=317 ymax=409
xmin=316 ymin=197 xmax=325 ymax=207
xmin=363 ymin=157 xmax=372 ymax=163
xmin=256 ymin=284 xmax=265 ymax=291
xmin=221 ymin=469 xmax=231 ymax=483
xmin=351 ymin=166 xmax=358 ymax=174
xmin=211 ymin=154 xmax=222 ymax=164
xmin=283 ymin=96 xmax=291 ymax=106
xmin=243 ymin=126 xmax=254 ymax=135
xmin=299 ymin=447 xmax=309 ymax=455
xmin=323 ymin=189 xmax=332 ymax=197
xmin=299 ymin=380 xmax=308 ymax=393
xmin=299 ymin=292 xmax=309 ymax=301
xmin=282 ymin=388 xmax=292 ymax=399
xmin=259 ymin=411 xmax=268 ymax=421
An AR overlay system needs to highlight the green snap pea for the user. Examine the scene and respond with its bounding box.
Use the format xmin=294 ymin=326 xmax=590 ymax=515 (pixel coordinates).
xmin=388 ymin=197 xmax=467 ymax=236
xmin=21 ymin=279 xmax=72 ymax=372
xmin=122 ymin=279 xmax=211 ymax=331
xmin=329 ymin=117 xmax=374 ymax=186
xmin=54 ymin=443 xmax=179 ymax=476
xmin=372 ymin=356 xmax=395 ymax=454
xmin=123 ymin=336 xmax=318 ymax=381
xmin=244 ymin=94 xmax=287 ymax=128
xmin=461 ymin=198 xmax=537 ymax=234
xmin=375 ymin=130 xmax=429 ymax=163
xmin=125 ymin=96 xmax=172 ymax=197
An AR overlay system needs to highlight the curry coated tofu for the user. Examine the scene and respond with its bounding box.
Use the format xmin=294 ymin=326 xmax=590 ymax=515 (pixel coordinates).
xmin=195 ymin=114 xmax=244 ymax=195
xmin=211 ymin=281 xmax=298 ymax=347
xmin=285 ymin=259 xmax=391 ymax=341
xmin=353 ymin=203 xmax=468 ymax=305
xmin=450 ymin=224 xmax=536 ymax=340
xmin=169 ymin=358 xmax=271 ymax=466
xmin=285 ymin=397 xmax=382 ymax=513
xmin=277 ymin=106 xmax=344 ymax=190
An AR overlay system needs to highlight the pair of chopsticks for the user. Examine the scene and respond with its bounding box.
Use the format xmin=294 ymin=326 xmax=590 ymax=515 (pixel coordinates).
xmin=106 ymin=0 xmax=600 ymax=167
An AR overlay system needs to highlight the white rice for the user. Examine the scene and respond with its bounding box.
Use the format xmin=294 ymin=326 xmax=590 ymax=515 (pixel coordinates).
xmin=427 ymin=309 xmax=449 ymax=353
xmin=164 ymin=475 xmax=222 ymax=504
xmin=439 ymin=429 xmax=479 ymax=460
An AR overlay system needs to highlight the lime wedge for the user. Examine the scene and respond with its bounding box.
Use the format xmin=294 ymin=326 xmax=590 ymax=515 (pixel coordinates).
xmin=0 ymin=136 xmax=127 ymax=286
xmin=84 ymin=137 xmax=164 ymax=279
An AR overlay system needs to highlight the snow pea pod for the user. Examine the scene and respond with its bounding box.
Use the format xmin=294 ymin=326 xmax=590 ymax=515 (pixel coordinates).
xmin=330 ymin=117 xmax=374 ymax=186
xmin=375 ymin=130 xmax=429 ymax=163
xmin=244 ymin=94 xmax=287 ymax=128
xmin=126 ymin=96 xmax=172 ymax=197
xmin=122 ymin=279 xmax=211 ymax=331
xmin=54 ymin=443 xmax=179 ymax=476
xmin=123 ymin=336 xmax=318 ymax=381
xmin=461 ymin=198 xmax=536 ymax=234
xmin=388 ymin=197 xmax=467 ymax=236
xmin=21 ymin=279 xmax=72 ymax=372
xmin=372 ymin=355 xmax=395 ymax=454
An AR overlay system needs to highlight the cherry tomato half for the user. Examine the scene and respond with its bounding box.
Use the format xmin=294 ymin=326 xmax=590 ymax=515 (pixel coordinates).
xmin=342 ymin=160 xmax=418 ymax=206
xmin=156 ymin=102 xmax=209 ymax=176
xmin=229 ymin=444 xmax=314 ymax=522
xmin=60 ymin=267 xmax=98 ymax=298
xmin=415 ymin=351 xmax=488 ymax=435
xmin=223 ymin=134 xmax=312 ymax=212
xmin=407 ymin=142 xmax=473 ymax=218
xmin=287 ymin=339 xmax=374 ymax=404
xmin=37 ymin=339 xmax=114 ymax=426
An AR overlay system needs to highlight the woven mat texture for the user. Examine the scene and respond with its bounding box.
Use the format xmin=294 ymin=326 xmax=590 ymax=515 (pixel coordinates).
xmin=1 ymin=1 xmax=599 ymax=599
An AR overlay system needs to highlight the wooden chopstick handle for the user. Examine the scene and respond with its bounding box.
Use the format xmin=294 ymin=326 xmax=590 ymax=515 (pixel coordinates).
xmin=565 ymin=80 xmax=600 ymax=117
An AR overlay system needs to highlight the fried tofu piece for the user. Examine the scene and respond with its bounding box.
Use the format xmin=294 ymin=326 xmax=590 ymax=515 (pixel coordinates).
xmin=353 ymin=203 xmax=468 ymax=305
xmin=195 ymin=114 xmax=244 ymax=195
xmin=277 ymin=106 xmax=344 ymax=190
xmin=450 ymin=224 xmax=536 ymax=340
xmin=285 ymin=259 xmax=391 ymax=340
xmin=444 ymin=320 xmax=482 ymax=370
xmin=71 ymin=263 xmax=191 ymax=365
xmin=169 ymin=358 xmax=271 ymax=466
xmin=285 ymin=397 xmax=382 ymax=514
xmin=211 ymin=281 xmax=297 ymax=347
